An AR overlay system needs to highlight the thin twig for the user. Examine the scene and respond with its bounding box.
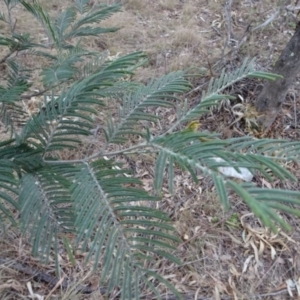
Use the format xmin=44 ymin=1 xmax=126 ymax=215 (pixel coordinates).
xmin=253 ymin=289 xmax=289 ymax=298
xmin=186 ymin=81 xmax=209 ymax=96
xmin=251 ymin=9 xmax=281 ymax=32
xmin=21 ymin=88 xmax=51 ymax=100
xmin=90 ymin=142 xmax=147 ymax=160
xmin=291 ymin=92 xmax=298 ymax=128
xmin=85 ymin=125 xmax=102 ymax=157
xmin=286 ymin=5 xmax=300 ymax=11
xmin=43 ymin=142 xmax=148 ymax=165
xmin=0 ymin=50 xmax=15 ymax=64
xmin=45 ymin=275 xmax=66 ymax=300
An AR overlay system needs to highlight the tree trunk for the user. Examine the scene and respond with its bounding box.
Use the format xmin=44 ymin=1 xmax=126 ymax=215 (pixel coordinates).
xmin=255 ymin=21 xmax=300 ymax=129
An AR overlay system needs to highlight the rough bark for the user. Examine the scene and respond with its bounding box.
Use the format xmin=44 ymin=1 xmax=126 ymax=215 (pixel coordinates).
xmin=255 ymin=21 xmax=300 ymax=129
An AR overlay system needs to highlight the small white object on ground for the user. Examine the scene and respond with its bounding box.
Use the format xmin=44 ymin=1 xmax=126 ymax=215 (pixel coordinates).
xmin=212 ymin=157 xmax=253 ymax=182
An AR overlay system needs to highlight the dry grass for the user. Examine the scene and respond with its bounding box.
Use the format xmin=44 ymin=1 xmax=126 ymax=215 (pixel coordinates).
xmin=1 ymin=0 xmax=300 ymax=299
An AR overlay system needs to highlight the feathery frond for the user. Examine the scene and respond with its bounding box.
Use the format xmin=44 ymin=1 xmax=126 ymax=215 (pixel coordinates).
xmin=0 ymin=60 xmax=31 ymax=132
xmin=0 ymin=33 xmax=40 ymax=51
xmin=173 ymin=58 xmax=282 ymax=127
xmin=0 ymin=158 xmax=19 ymax=227
xmin=19 ymin=52 xmax=146 ymax=153
xmin=227 ymin=181 xmax=300 ymax=231
xmin=21 ymin=1 xmax=58 ymax=45
xmin=74 ymin=0 xmax=91 ymax=14
xmin=70 ymin=159 xmax=180 ymax=298
xmin=19 ymin=166 xmax=75 ymax=260
xmin=41 ymin=44 xmax=95 ymax=87
xmin=105 ymin=71 xmax=191 ymax=144
xmin=63 ymin=4 xmax=120 ymax=40
xmin=150 ymin=130 xmax=300 ymax=229
xmin=54 ymin=7 xmax=77 ymax=40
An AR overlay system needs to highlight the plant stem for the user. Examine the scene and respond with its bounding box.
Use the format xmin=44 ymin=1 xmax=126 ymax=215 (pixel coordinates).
xmin=43 ymin=142 xmax=149 ymax=165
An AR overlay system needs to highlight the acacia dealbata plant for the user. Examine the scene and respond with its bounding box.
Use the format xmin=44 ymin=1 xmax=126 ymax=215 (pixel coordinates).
xmin=1 ymin=1 xmax=300 ymax=299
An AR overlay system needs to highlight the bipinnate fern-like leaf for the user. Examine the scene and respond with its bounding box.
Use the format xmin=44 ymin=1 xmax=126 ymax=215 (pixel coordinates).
xmin=1 ymin=102 xmax=27 ymax=133
xmin=227 ymin=137 xmax=300 ymax=161
xmin=0 ymin=1 xmax=186 ymax=298
xmin=17 ymin=157 xmax=182 ymax=298
xmin=64 ymin=3 xmax=120 ymax=39
xmin=21 ymin=1 xmax=58 ymax=45
xmin=74 ymin=0 xmax=91 ymax=15
xmin=19 ymin=167 xmax=75 ymax=260
xmin=0 ymin=32 xmax=40 ymax=52
xmin=6 ymin=59 xmax=30 ymax=89
xmin=0 ymin=60 xmax=31 ymax=132
xmin=70 ymin=159 xmax=181 ymax=299
xmin=21 ymin=1 xmax=120 ymax=48
xmin=0 ymin=158 xmax=19 ymax=226
xmin=105 ymin=71 xmax=192 ymax=144
xmin=227 ymin=181 xmax=300 ymax=231
xmin=54 ymin=7 xmax=77 ymax=40
xmin=142 ymin=61 xmax=300 ymax=231
xmin=151 ymin=129 xmax=300 ymax=230
xmin=173 ymin=58 xmax=282 ymax=127
xmin=19 ymin=51 xmax=146 ymax=152
xmin=41 ymin=45 xmax=94 ymax=87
